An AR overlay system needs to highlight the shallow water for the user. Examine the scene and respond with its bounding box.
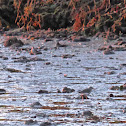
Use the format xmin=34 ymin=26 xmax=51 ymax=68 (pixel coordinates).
xmin=0 ymin=36 xmax=126 ymax=126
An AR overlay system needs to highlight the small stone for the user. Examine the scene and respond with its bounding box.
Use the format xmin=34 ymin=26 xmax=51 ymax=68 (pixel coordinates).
xmin=43 ymin=47 xmax=48 ymax=51
xmin=103 ymin=49 xmax=115 ymax=55
xmin=2 ymin=57 xmax=8 ymax=60
xmin=44 ymin=38 xmax=53 ymax=42
xmin=38 ymin=90 xmax=48 ymax=94
xmin=45 ymin=62 xmax=51 ymax=65
xmin=40 ymin=122 xmax=52 ymax=126
xmin=36 ymin=113 xmax=48 ymax=117
xmin=4 ymin=37 xmax=24 ymax=47
xmin=120 ymin=64 xmax=126 ymax=67
xmin=62 ymin=87 xmax=75 ymax=93
xmin=57 ymin=89 xmax=61 ymax=93
xmin=107 ymin=45 xmax=113 ymax=50
xmin=83 ymin=110 xmax=93 ymax=116
xmin=114 ymin=46 xmax=126 ymax=51
xmin=10 ymin=43 xmax=23 ymax=49
xmin=109 ymin=57 xmax=114 ymax=59
xmin=79 ymin=87 xmax=93 ymax=93
xmin=30 ymin=102 xmax=42 ymax=108
xmin=25 ymin=119 xmax=37 ymax=125
xmin=0 ymin=89 xmax=6 ymax=94
xmin=120 ymin=83 xmax=126 ymax=90
xmin=62 ymin=54 xmax=75 ymax=58
xmin=90 ymin=116 xmax=100 ymax=123
xmin=104 ymin=71 xmax=116 ymax=75
xmin=98 ymin=46 xmax=107 ymax=51
xmin=73 ymin=37 xmax=90 ymax=42
xmin=110 ymin=86 xmax=119 ymax=90
xmin=109 ymin=94 xmax=114 ymax=97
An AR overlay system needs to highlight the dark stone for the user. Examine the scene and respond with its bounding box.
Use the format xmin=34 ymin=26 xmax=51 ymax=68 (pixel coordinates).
xmin=40 ymin=122 xmax=52 ymax=126
xmin=104 ymin=71 xmax=116 ymax=75
xmin=90 ymin=116 xmax=100 ymax=123
xmin=98 ymin=46 xmax=107 ymax=51
xmin=103 ymin=49 xmax=115 ymax=55
xmin=45 ymin=62 xmax=51 ymax=65
xmin=57 ymin=89 xmax=61 ymax=93
xmin=106 ymin=45 xmax=113 ymax=50
xmin=0 ymin=89 xmax=6 ymax=94
xmin=109 ymin=94 xmax=114 ymax=97
xmin=120 ymin=64 xmax=126 ymax=67
xmin=30 ymin=102 xmax=42 ymax=108
xmin=62 ymin=87 xmax=75 ymax=93
xmin=43 ymin=47 xmax=48 ymax=51
xmin=10 ymin=43 xmax=23 ymax=49
xmin=115 ymin=26 xmax=126 ymax=34
xmin=2 ymin=57 xmax=8 ymax=60
xmin=83 ymin=110 xmax=93 ymax=116
xmin=44 ymin=38 xmax=53 ymax=42
xmin=36 ymin=113 xmax=48 ymax=117
xmin=79 ymin=87 xmax=93 ymax=93
xmin=120 ymin=83 xmax=126 ymax=91
xmin=4 ymin=37 xmax=24 ymax=47
xmin=110 ymin=86 xmax=119 ymax=90
xmin=62 ymin=54 xmax=75 ymax=58
xmin=73 ymin=37 xmax=90 ymax=42
xmin=25 ymin=119 xmax=37 ymax=125
xmin=38 ymin=90 xmax=48 ymax=94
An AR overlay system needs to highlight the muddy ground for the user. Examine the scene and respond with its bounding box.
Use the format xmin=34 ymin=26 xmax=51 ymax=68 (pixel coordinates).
xmin=0 ymin=29 xmax=126 ymax=126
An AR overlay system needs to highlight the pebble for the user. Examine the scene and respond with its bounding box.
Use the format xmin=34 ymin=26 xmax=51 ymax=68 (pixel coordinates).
xmin=40 ymin=122 xmax=52 ymax=126
xmin=104 ymin=71 xmax=116 ymax=75
xmin=103 ymin=49 xmax=115 ymax=55
xmin=62 ymin=54 xmax=75 ymax=58
xmin=120 ymin=64 xmax=126 ymax=67
xmin=44 ymin=38 xmax=53 ymax=42
xmin=45 ymin=62 xmax=51 ymax=65
xmin=73 ymin=37 xmax=90 ymax=42
xmin=110 ymin=86 xmax=119 ymax=90
xmin=2 ymin=57 xmax=8 ymax=60
xmin=4 ymin=37 xmax=24 ymax=47
xmin=30 ymin=102 xmax=42 ymax=108
xmin=36 ymin=113 xmax=48 ymax=117
xmin=25 ymin=119 xmax=37 ymax=125
xmin=62 ymin=87 xmax=75 ymax=93
xmin=120 ymin=83 xmax=126 ymax=90
xmin=82 ymin=110 xmax=93 ymax=116
xmin=109 ymin=94 xmax=114 ymax=97
xmin=113 ymin=46 xmax=126 ymax=51
xmin=0 ymin=89 xmax=6 ymax=94
xmin=57 ymin=89 xmax=61 ymax=93
xmin=38 ymin=90 xmax=48 ymax=94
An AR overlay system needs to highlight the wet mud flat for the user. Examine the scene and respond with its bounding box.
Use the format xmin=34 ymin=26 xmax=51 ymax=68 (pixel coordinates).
xmin=0 ymin=35 xmax=126 ymax=126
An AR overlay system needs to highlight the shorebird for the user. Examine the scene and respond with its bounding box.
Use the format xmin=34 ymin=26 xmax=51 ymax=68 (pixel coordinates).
xmin=79 ymin=87 xmax=93 ymax=93
xmin=30 ymin=47 xmax=42 ymax=55
xmin=54 ymin=40 xmax=68 ymax=49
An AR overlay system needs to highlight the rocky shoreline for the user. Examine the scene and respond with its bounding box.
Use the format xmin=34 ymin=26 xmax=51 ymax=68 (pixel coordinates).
xmin=1 ymin=0 xmax=126 ymax=126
